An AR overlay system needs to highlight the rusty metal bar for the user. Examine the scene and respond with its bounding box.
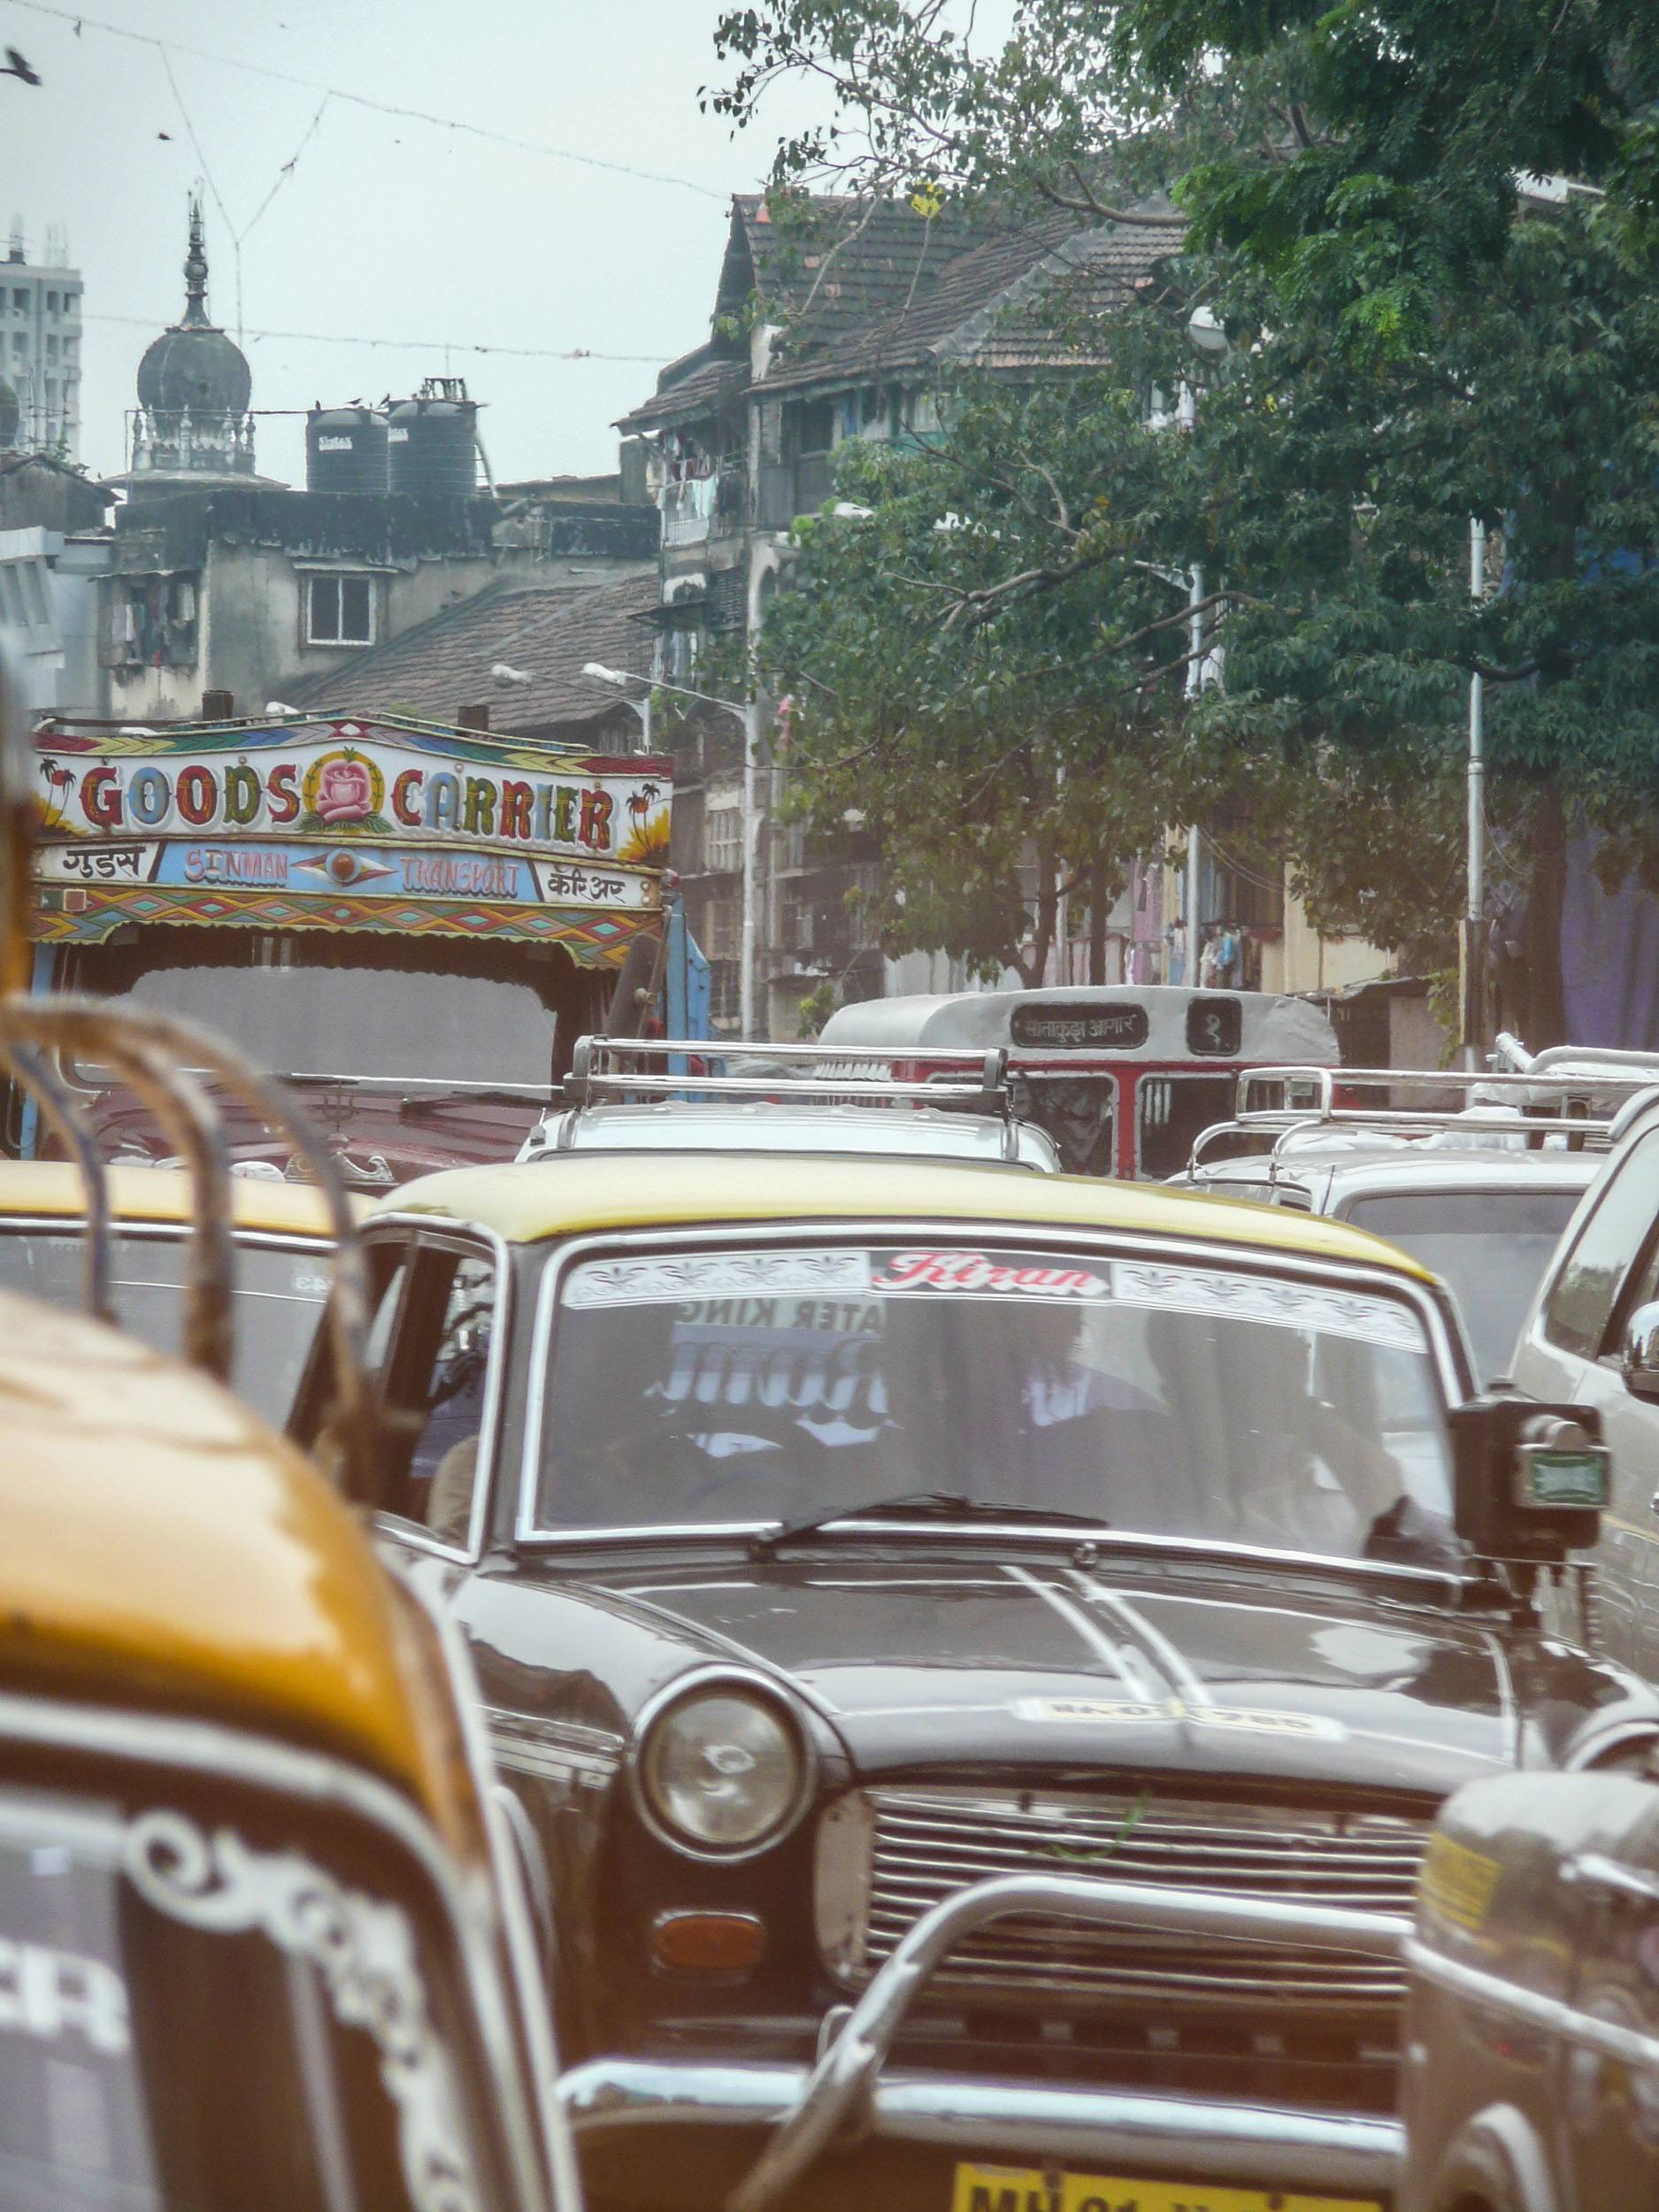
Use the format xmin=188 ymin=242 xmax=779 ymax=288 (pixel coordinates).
xmin=4 ymin=1002 xmax=234 ymax=1379
xmin=0 ymin=1041 xmax=115 ymax=1322
xmin=1 ymin=998 xmax=373 ymax=1484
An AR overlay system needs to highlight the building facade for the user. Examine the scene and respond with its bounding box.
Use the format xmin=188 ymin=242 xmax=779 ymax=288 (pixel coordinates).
xmin=621 ymin=191 xmax=1407 ymax=1036
xmin=0 ymin=224 xmax=84 ymax=464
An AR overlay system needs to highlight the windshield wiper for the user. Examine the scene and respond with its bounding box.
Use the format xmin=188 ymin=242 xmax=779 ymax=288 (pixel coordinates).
xmin=753 ymin=1490 xmax=1111 ymax=1557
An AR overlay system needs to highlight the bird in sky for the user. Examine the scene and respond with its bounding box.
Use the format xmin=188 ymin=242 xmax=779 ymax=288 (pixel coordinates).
xmin=3 ymin=46 xmax=42 ymax=85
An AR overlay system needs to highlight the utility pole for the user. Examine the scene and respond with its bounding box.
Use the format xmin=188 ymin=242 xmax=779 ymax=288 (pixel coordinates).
xmin=1184 ymin=563 xmax=1205 ymax=983
xmin=740 ymin=695 xmax=761 ymax=1039
xmin=1462 ymin=518 xmax=1487 ymax=1066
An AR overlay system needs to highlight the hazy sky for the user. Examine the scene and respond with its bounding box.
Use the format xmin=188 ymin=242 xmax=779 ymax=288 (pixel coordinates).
xmin=1 ymin=0 xmax=830 ymax=488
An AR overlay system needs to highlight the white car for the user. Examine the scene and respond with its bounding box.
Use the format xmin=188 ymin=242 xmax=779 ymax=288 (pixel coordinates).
xmin=1512 ymin=1086 xmax=1659 ymax=1675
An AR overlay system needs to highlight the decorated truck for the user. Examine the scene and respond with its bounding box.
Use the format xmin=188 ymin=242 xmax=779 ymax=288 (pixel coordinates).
xmin=21 ymin=709 xmax=679 ymax=1181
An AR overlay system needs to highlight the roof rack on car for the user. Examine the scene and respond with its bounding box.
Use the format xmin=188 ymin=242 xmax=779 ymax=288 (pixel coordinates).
xmin=1491 ymin=1032 xmax=1659 ymax=1080
xmin=563 ymin=1034 xmax=1011 ymax=1115
xmin=1185 ymin=1060 xmax=1659 ymax=1177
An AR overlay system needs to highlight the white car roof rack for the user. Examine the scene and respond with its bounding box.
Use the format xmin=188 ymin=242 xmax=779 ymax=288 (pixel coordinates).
xmin=561 ymin=1035 xmax=1011 ymax=1115
xmin=1186 ymin=1060 xmax=1659 ymax=1177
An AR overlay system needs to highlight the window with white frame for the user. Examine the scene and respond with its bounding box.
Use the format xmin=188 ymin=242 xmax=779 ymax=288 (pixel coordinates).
xmin=704 ymin=805 xmax=741 ymax=874
xmin=305 ymin=573 xmax=375 ymax=647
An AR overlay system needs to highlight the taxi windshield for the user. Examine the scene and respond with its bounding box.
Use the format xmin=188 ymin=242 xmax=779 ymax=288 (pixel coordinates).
xmin=0 ymin=1229 xmax=330 ymax=1425
xmin=0 ymin=1781 xmax=496 ymax=2212
xmin=534 ymin=1240 xmax=1455 ymax=1565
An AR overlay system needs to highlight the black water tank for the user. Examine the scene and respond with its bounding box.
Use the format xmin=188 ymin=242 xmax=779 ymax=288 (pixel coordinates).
xmin=386 ymin=389 xmax=478 ymax=496
xmin=306 ymin=405 xmax=389 ymax=493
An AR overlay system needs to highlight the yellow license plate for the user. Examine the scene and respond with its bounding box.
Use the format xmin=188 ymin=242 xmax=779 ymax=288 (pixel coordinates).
xmin=951 ymin=2165 xmax=1382 ymax=2212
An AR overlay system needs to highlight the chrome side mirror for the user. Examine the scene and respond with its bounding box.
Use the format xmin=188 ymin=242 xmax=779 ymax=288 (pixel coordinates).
xmin=1622 ymin=1302 xmax=1659 ymax=1402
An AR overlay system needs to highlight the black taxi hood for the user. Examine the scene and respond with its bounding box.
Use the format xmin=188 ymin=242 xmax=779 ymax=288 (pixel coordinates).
xmin=579 ymin=1552 xmax=1655 ymax=1797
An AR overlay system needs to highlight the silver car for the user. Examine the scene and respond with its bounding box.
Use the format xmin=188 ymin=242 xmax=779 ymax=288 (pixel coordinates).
xmin=1190 ymin=1141 xmax=1600 ymax=1384
xmin=519 ymin=1034 xmax=1063 ymax=1170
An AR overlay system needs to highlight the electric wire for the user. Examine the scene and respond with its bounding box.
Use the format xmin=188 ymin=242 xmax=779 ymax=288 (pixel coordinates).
xmin=81 ymin=311 xmax=670 ymax=364
xmin=4 ymin=0 xmax=731 ymax=200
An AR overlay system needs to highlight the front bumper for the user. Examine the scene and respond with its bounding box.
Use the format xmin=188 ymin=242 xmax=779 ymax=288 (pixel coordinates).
xmin=565 ymin=2055 xmax=1404 ymax=2209
xmin=560 ymin=1870 xmax=1412 ymax=2211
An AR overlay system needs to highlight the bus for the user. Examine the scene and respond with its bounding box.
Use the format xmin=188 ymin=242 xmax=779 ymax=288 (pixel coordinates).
xmin=817 ymin=984 xmax=1339 ymax=1178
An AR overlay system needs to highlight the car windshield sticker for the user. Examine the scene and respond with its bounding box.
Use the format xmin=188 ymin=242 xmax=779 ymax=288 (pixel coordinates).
xmin=563 ymin=1247 xmax=1426 ymax=1349
xmin=564 ymin=1249 xmax=873 ymax=1307
xmin=872 ymin=1251 xmax=1108 ymax=1298
xmin=1013 ymin=1695 xmax=1348 ymax=1741
xmin=1110 ymin=1258 xmax=1425 ymax=1351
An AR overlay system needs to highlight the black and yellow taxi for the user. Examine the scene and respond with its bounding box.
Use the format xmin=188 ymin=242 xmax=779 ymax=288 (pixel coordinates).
xmin=290 ymin=1147 xmax=1646 ymax=2212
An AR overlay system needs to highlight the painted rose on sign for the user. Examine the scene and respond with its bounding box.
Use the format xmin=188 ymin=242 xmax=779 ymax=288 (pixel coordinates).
xmin=315 ymin=757 xmax=373 ymax=822
xmin=299 ymin=750 xmax=390 ymax=835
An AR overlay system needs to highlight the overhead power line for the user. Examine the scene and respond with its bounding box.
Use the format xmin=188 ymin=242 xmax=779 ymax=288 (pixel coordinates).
xmin=4 ymin=0 xmax=732 ymax=200
xmin=82 ymin=311 xmax=670 ymax=364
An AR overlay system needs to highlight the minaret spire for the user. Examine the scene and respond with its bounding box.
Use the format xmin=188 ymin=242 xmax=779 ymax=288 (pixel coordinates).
xmin=180 ymin=188 xmax=210 ymax=329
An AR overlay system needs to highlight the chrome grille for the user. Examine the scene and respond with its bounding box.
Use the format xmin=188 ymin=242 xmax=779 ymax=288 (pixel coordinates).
xmin=818 ymin=1785 xmax=1428 ymax=2010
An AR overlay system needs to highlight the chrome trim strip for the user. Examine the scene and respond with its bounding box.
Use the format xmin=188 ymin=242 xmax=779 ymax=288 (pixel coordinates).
xmin=726 ymin=1869 xmax=1410 ymax=2212
xmin=561 ymin=2056 xmax=1404 ymax=2193
xmin=0 ymin=1216 xmax=333 ymax=1253
xmin=1563 ymin=1718 xmax=1659 ymax=1772
xmin=390 ymin=1562 xmax=581 ymax=2210
xmin=514 ymin=1216 xmax=1468 ymax=1558
xmin=1002 ymin=1563 xmax=1145 ymax=1693
xmin=357 ymin=1211 xmax=513 ymax=1566
xmin=1406 ymin=1934 xmax=1659 ymax=2072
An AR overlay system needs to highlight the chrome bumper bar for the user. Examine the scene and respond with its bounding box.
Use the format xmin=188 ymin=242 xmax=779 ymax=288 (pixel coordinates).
xmin=562 ymin=2057 xmax=1404 ymax=2194
xmin=561 ymin=1871 xmax=1413 ymax=2212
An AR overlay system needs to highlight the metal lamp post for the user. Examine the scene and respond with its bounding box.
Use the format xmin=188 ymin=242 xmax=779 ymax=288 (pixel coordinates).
xmin=1462 ymin=520 xmax=1488 ymax=1065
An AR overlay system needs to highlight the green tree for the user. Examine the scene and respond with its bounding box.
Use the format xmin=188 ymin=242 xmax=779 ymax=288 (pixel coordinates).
xmin=713 ymin=2 xmax=1659 ymax=1038
xmin=755 ymin=363 xmax=1225 ymax=981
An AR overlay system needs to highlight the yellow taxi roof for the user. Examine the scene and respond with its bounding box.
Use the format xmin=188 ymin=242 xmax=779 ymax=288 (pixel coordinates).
xmin=0 ymin=1288 xmax=438 ymax=1801
xmin=377 ymin=1152 xmax=1437 ymax=1281
xmin=0 ymin=1160 xmax=347 ymax=1237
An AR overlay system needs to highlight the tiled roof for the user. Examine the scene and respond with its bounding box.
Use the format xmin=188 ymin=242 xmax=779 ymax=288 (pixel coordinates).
xmin=617 ymin=188 xmax=1187 ymax=436
xmin=723 ymin=193 xmax=992 ymax=351
xmin=760 ymin=208 xmax=1187 ymax=391
xmin=289 ymin=570 xmax=660 ymax=737
xmin=616 ymin=349 xmax=749 ymax=435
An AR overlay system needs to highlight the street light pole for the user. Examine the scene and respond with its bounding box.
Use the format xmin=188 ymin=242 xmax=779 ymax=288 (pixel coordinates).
xmin=1463 ymin=519 xmax=1487 ymax=1066
xmin=740 ymin=697 xmax=760 ymax=1039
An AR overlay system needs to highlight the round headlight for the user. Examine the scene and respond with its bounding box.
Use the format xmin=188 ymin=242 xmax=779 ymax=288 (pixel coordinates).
xmin=637 ymin=1686 xmax=807 ymax=1855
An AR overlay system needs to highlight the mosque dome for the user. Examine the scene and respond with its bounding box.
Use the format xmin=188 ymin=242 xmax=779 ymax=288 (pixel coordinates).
xmin=134 ymin=196 xmax=251 ymax=419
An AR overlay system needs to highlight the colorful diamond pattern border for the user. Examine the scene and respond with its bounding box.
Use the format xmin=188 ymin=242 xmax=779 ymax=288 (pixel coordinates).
xmin=31 ymin=885 xmax=645 ymax=968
